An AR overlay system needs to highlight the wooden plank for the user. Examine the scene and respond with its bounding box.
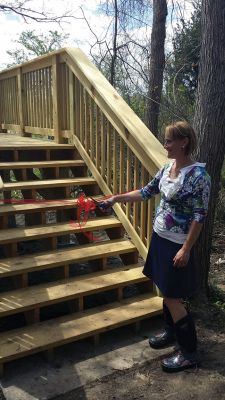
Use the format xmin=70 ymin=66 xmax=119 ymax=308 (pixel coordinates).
xmin=0 ymin=294 xmax=162 ymax=363
xmin=90 ymin=97 xmax=94 ymax=159
xmin=24 ymin=127 xmax=55 ymax=136
xmin=31 ymin=72 xmax=36 ymax=127
xmin=1 ymin=124 xmax=22 ymax=133
xmin=106 ymin=120 xmax=112 ymax=188
xmin=52 ymin=55 xmax=62 ymax=143
xmin=0 ymin=217 xmax=122 ymax=244
xmin=0 ymin=142 xmax=74 ymax=150
xmin=17 ymin=68 xmax=24 ymax=132
xmin=96 ymin=107 xmax=100 ymax=171
xmin=0 ymin=160 xmax=85 ymax=169
xmin=119 ymin=138 xmax=125 ymax=194
xmin=22 ymin=58 xmax=52 ymax=74
xmin=100 ymin=112 xmax=106 ymax=177
xmin=113 ymin=128 xmax=118 ymax=193
xmin=3 ymin=177 xmax=96 ymax=190
xmin=79 ymin=84 xmax=85 ymax=145
xmin=47 ymin=67 xmax=52 ymax=129
xmin=75 ymin=77 xmax=80 ymax=139
xmin=69 ymin=70 xmax=75 ymax=140
xmin=0 ymin=265 xmax=147 ymax=317
xmin=84 ymin=89 xmax=90 ymax=152
xmin=126 ymin=147 xmax=132 ymax=218
xmin=0 ymin=238 xmax=136 ymax=277
xmin=140 ymin=166 xmax=147 ymax=242
xmin=0 ymin=196 xmax=102 ymax=217
xmin=0 ymin=196 xmax=100 ymax=215
xmin=133 ymin=156 xmax=139 ymax=231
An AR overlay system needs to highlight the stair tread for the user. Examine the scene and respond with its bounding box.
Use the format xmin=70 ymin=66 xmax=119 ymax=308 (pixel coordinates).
xmin=0 ymin=196 xmax=102 ymax=215
xmin=0 ymin=217 xmax=122 ymax=243
xmin=0 ymin=239 xmax=136 ymax=276
xmin=0 ymin=160 xmax=86 ymax=169
xmin=0 ymin=294 xmax=162 ymax=362
xmin=3 ymin=177 xmax=96 ymax=190
xmin=0 ymin=144 xmax=75 ymax=150
xmin=0 ymin=264 xmax=147 ymax=316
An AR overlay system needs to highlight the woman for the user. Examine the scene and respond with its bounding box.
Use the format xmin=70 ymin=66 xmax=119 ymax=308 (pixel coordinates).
xmin=100 ymin=121 xmax=211 ymax=372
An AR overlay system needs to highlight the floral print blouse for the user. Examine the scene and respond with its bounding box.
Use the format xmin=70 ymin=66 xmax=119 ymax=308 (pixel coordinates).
xmin=140 ymin=162 xmax=211 ymax=244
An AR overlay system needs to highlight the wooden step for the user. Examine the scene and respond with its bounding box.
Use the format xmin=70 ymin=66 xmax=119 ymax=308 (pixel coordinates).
xmin=0 ymin=264 xmax=147 ymax=317
xmin=3 ymin=177 xmax=96 ymax=191
xmin=0 ymin=294 xmax=162 ymax=368
xmin=0 ymin=197 xmax=101 ymax=216
xmin=0 ymin=160 xmax=86 ymax=169
xmin=0 ymin=217 xmax=122 ymax=244
xmin=0 ymin=143 xmax=75 ymax=150
xmin=0 ymin=239 xmax=136 ymax=277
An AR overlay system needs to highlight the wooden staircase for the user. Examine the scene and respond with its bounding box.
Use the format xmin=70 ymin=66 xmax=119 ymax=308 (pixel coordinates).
xmin=0 ymin=140 xmax=162 ymax=376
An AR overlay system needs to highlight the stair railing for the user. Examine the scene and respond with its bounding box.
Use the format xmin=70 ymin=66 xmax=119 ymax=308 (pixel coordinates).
xmin=0 ymin=48 xmax=167 ymax=259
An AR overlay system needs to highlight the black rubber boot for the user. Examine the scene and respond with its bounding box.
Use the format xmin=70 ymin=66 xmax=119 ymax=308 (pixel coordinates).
xmin=161 ymin=314 xmax=198 ymax=372
xmin=149 ymin=301 xmax=175 ymax=349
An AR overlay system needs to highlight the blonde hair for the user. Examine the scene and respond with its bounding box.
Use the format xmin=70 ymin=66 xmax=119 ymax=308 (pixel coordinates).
xmin=165 ymin=121 xmax=197 ymax=155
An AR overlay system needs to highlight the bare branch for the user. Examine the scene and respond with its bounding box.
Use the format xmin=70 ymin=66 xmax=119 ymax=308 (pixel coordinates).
xmin=0 ymin=2 xmax=80 ymax=23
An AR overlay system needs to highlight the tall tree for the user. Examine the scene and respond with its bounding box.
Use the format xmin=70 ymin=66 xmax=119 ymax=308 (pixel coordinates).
xmin=146 ymin=0 xmax=167 ymax=137
xmin=7 ymin=30 xmax=69 ymax=65
xmin=82 ymin=0 xmax=151 ymax=92
xmin=193 ymin=0 xmax=225 ymax=296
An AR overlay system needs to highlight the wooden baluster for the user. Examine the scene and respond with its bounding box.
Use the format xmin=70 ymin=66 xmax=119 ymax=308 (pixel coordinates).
xmin=113 ymin=129 xmax=118 ymax=194
xmin=90 ymin=97 xmax=94 ymax=159
xmin=69 ymin=70 xmax=75 ymax=143
xmin=133 ymin=156 xmax=139 ymax=232
xmin=17 ymin=67 xmax=25 ymax=136
xmin=140 ymin=166 xmax=147 ymax=242
xmin=80 ymin=84 xmax=85 ymax=145
xmin=126 ymin=148 xmax=132 ymax=219
xmin=96 ymin=107 xmax=100 ymax=171
xmin=52 ymin=55 xmax=62 ymax=143
xmin=101 ymin=112 xmax=106 ymax=178
xmin=119 ymin=138 xmax=125 ymax=212
xmin=85 ymin=90 xmax=90 ymax=152
xmin=106 ymin=120 xmax=112 ymax=189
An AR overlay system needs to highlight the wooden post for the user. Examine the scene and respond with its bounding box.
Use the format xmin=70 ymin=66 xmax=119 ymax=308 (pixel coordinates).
xmin=69 ymin=70 xmax=75 ymax=144
xmin=52 ymin=55 xmax=62 ymax=143
xmin=17 ymin=67 xmax=26 ymax=136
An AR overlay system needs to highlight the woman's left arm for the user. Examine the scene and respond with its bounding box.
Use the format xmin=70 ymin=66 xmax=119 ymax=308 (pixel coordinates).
xmin=173 ymin=221 xmax=203 ymax=268
xmin=174 ymin=172 xmax=211 ymax=268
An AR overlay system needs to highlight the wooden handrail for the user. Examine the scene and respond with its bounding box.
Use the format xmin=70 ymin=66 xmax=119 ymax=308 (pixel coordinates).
xmin=0 ymin=48 xmax=167 ymax=260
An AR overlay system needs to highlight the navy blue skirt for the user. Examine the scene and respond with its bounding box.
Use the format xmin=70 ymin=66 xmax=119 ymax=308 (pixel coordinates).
xmin=143 ymin=231 xmax=196 ymax=298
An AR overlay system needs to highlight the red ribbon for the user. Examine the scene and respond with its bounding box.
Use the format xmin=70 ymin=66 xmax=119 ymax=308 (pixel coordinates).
xmin=72 ymin=193 xmax=98 ymax=241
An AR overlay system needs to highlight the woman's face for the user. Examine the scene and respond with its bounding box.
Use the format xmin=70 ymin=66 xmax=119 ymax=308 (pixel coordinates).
xmin=164 ymin=131 xmax=187 ymax=159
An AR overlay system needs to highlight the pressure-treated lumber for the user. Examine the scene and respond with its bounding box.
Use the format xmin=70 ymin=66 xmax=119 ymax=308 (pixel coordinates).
xmin=0 ymin=264 xmax=147 ymax=316
xmin=0 ymin=197 xmax=102 ymax=215
xmin=0 ymin=160 xmax=85 ymax=169
xmin=0 ymin=238 xmax=136 ymax=277
xmin=0 ymin=217 xmax=122 ymax=244
xmin=3 ymin=177 xmax=96 ymax=191
xmin=0 ymin=294 xmax=162 ymax=363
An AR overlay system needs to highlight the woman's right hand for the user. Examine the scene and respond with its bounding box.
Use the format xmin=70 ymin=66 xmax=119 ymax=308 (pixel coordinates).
xmin=98 ymin=196 xmax=115 ymax=210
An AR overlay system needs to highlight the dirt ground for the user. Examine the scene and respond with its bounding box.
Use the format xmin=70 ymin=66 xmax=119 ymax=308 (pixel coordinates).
xmin=53 ymin=222 xmax=225 ymax=400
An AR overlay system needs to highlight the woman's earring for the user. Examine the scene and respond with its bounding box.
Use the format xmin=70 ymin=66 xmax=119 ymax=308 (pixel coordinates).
xmin=181 ymin=146 xmax=185 ymax=149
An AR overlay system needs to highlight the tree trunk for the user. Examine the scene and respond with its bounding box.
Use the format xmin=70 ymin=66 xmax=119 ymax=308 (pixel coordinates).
xmin=110 ymin=0 xmax=118 ymax=86
xmin=146 ymin=0 xmax=167 ymax=137
xmin=193 ymin=0 xmax=225 ymax=295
